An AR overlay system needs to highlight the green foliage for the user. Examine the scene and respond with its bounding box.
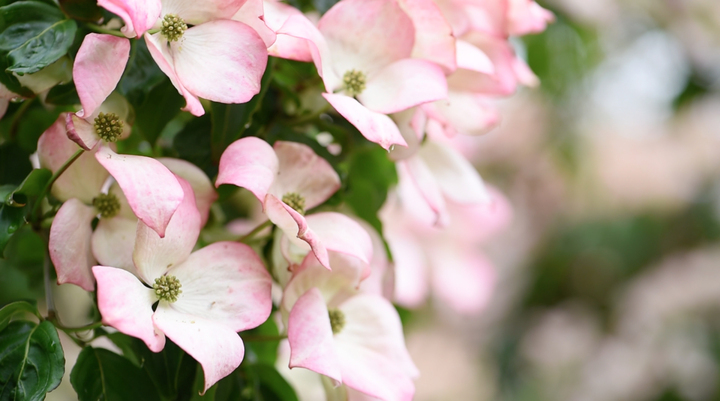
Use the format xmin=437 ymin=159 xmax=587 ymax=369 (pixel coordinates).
xmin=0 ymin=168 xmax=51 ymax=254
xmin=0 ymin=300 xmax=40 ymax=331
xmin=71 ymin=347 xmax=161 ymax=401
xmin=194 ymin=363 xmax=298 ymax=401
xmin=134 ymin=79 xmax=185 ymax=146
xmin=344 ymin=146 xmax=397 ymax=233
xmin=173 ymin=114 xmax=215 ymax=178
xmin=118 ymin=39 xmax=166 ymax=106
xmin=0 ymin=226 xmax=45 ymax=304
xmin=57 ymin=0 xmax=102 ymax=22
xmin=0 ymin=320 xmax=64 ymax=401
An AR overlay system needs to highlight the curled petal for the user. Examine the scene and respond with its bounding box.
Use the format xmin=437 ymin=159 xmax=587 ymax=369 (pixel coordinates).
xmin=359 ymin=59 xmax=447 ymax=115
xmin=95 ymin=146 xmax=184 ymax=238
xmin=287 ymin=288 xmax=342 ymax=382
xmin=399 ymin=0 xmax=457 ymax=72
xmin=216 ymin=136 xmax=279 ymax=202
xmin=73 ymin=34 xmax=131 ymax=119
xmin=456 ymin=40 xmax=494 ymax=74
xmin=145 ymin=33 xmax=205 ymax=116
xmin=398 ymin=158 xmax=448 ymax=226
xmin=264 ymin=1 xmax=312 ymax=61
xmin=92 ymin=217 xmax=138 ymax=274
xmin=271 ymin=141 xmax=340 ymax=209
xmin=305 ymin=212 xmax=373 ymax=267
xmin=173 ymin=20 xmax=268 ymax=105
xmin=169 ymin=241 xmax=273 ymax=332
xmin=153 ymin=307 xmax=246 ymax=393
xmin=323 ymin=93 xmax=406 ymax=150
xmin=418 ymin=141 xmax=490 ymax=205
xmin=133 ymin=177 xmax=200 ymax=284
xmin=93 ymin=265 xmax=165 ymax=351
xmin=66 ymin=113 xmax=99 ymax=151
xmin=98 ymin=0 xmax=162 ymax=37
xmin=233 ymin=0 xmax=276 ymax=47
xmin=49 ymin=199 xmax=97 ymax=291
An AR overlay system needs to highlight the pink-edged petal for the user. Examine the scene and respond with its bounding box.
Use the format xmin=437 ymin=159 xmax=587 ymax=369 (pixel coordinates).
xmin=386 ymin=233 xmax=429 ymax=308
xmin=263 ymin=1 xmax=312 ymax=61
xmin=133 ymin=177 xmax=200 ymax=283
xmin=216 ymin=136 xmax=279 ymax=201
xmin=456 ymin=40 xmax=494 ymax=74
xmin=93 ymin=265 xmax=165 ymax=351
xmin=507 ymin=0 xmax=554 ymax=36
xmin=318 ymin=0 xmax=414 ymax=77
xmin=162 ymin=0 xmax=248 ymax=24
xmin=49 ymin=199 xmax=96 ymax=291
xmin=323 ymin=93 xmax=406 ymax=150
xmin=276 ymin=14 xmax=339 ymax=90
xmin=265 ymin=194 xmax=330 ymax=269
xmin=304 ymin=212 xmax=373 ymax=266
xmin=430 ymin=92 xmax=500 ymax=137
xmin=418 ymin=140 xmax=490 ymax=205
xmin=144 ymin=33 xmax=205 ymax=116
xmin=334 ymin=294 xmax=417 ymax=400
xmin=398 ymin=157 xmax=448 ymax=226
xmin=37 ymin=115 xmax=107 ymax=204
xmin=172 ymin=20 xmax=267 ymax=105
xmin=92 ymin=217 xmax=138 ymax=274
xmin=95 ymin=146 xmax=184 ymax=238
xmin=66 ymin=113 xmax=99 ymax=151
xmin=512 ymin=55 xmax=540 ymax=87
xmin=428 ymin=247 xmax=495 ymax=314
xmin=97 ymin=0 xmax=162 ymax=38
xmin=287 ymin=287 xmax=342 ymax=382
xmin=153 ymin=306 xmax=244 ymax=392
xmin=359 ymin=59 xmax=447 ymax=115
xmin=398 ymin=0 xmax=456 ymax=72
xmin=73 ymin=34 xmax=131 ymax=119
xmin=168 ymin=241 xmax=273 ymax=331
xmin=159 ymin=157 xmax=217 ymax=226
xmin=271 ymin=141 xmax=340 ymax=209
xmin=388 ymin=108 xmax=425 ymax=161
xmin=233 ymin=0 xmax=276 ymax=47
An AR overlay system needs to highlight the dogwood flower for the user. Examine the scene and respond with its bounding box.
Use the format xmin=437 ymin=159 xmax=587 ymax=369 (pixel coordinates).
xmin=275 ymin=0 xmax=448 ymax=149
xmin=216 ymin=137 xmax=372 ymax=270
xmin=282 ymin=253 xmax=418 ymax=401
xmin=93 ymin=178 xmax=272 ymax=392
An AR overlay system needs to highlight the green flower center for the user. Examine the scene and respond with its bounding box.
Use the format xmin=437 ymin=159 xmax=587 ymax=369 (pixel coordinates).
xmin=94 ymin=112 xmax=123 ymax=142
xmin=282 ymin=192 xmax=306 ymax=215
xmin=153 ymin=275 xmax=182 ymax=303
xmin=161 ymin=14 xmax=187 ymax=42
xmin=92 ymin=193 xmax=120 ymax=219
xmin=343 ymin=70 xmax=366 ymax=97
xmin=328 ymin=309 xmax=345 ymax=334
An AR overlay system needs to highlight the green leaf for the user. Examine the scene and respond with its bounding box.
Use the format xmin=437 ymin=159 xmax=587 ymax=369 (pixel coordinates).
xmin=242 ymin=318 xmax=280 ymax=366
xmin=0 ymin=2 xmax=64 ymax=51
xmin=134 ymin=79 xmax=184 ymax=145
xmin=344 ymin=146 xmax=397 ymax=233
xmin=0 ymin=320 xmax=65 ymax=401
xmin=118 ymin=39 xmax=165 ymax=105
xmin=58 ymin=0 xmax=102 ymax=21
xmin=0 ymin=202 xmax=25 ymax=255
xmin=0 ymin=301 xmax=40 ymax=331
xmin=8 ymin=168 xmax=51 ymax=206
xmin=7 ymin=19 xmax=77 ymax=75
xmin=45 ymin=81 xmax=79 ymax=105
xmin=71 ymin=347 xmax=161 ymax=401
xmin=0 ymin=142 xmax=33 ymax=186
xmin=173 ymin=114 xmax=215 ymax=178
xmin=247 ymin=364 xmax=299 ymax=401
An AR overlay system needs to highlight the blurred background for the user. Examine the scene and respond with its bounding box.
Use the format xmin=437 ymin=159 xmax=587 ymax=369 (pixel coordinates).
xmin=404 ymin=0 xmax=720 ymax=400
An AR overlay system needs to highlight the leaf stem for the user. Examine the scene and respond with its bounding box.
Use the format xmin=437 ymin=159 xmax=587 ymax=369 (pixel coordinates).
xmin=85 ymin=23 xmax=126 ymax=38
xmin=31 ymin=148 xmax=84 ymax=225
xmin=238 ymin=220 xmax=272 ymax=243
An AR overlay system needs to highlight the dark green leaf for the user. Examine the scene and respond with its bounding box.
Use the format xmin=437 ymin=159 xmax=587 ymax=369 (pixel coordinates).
xmin=0 ymin=142 xmax=33 ymax=186
xmin=71 ymin=347 xmax=161 ymax=401
xmin=58 ymin=0 xmax=102 ymax=21
xmin=118 ymin=39 xmax=165 ymax=105
xmin=0 ymin=202 xmax=25 ymax=254
xmin=0 ymin=226 xmax=44 ymax=295
xmin=242 ymin=318 xmax=280 ymax=366
xmin=344 ymin=147 xmax=397 ymax=233
xmin=247 ymin=364 xmax=298 ymax=401
xmin=0 ymin=320 xmax=64 ymax=401
xmin=45 ymin=81 xmax=79 ymax=105
xmin=134 ymin=79 xmax=184 ymax=145
xmin=7 ymin=19 xmax=77 ymax=75
xmin=0 ymin=1 xmax=64 ymax=51
xmin=211 ymin=102 xmax=250 ymax=163
xmin=0 ymin=301 xmax=40 ymax=331
xmin=173 ymin=114 xmax=215 ymax=178
xmin=9 ymin=168 xmax=51 ymax=204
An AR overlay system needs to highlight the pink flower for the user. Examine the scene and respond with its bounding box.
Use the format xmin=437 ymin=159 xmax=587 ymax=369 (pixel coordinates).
xmin=216 ymin=137 xmax=372 ymax=270
xmin=275 ymin=0 xmax=448 ymax=149
xmin=93 ymin=178 xmax=272 ymax=392
xmin=282 ymin=253 xmax=418 ymax=401
xmin=380 ymin=186 xmax=512 ymax=314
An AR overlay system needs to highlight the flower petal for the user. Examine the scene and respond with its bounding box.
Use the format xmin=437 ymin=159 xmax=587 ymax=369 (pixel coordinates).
xmin=233 ymin=0 xmax=276 ymax=47
xmin=399 ymin=0 xmax=456 ymax=72
xmin=93 ymin=265 xmax=165 ymax=351
xmin=49 ymin=199 xmax=97 ymax=291
xmin=162 ymin=0 xmax=248 ymax=24
xmin=97 ymin=0 xmax=162 ymax=37
xmin=398 ymin=157 xmax=448 ymax=226
xmin=430 ymin=92 xmax=499 ymax=136
xmin=92 ymin=217 xmax=138 ymax=274
xmin=159 ymin=157 xmax=217 ymax=226
xmin=271 ymin=141 xmax=340 ymax=209
xmin=456 ymin=39 xmax=494 ymax=74
xmin=359 ymin=58 xmax=447 ymax=115
xmin=386 ymin=232 xmax=430 ymax=308
xmin=133 ymin=177 xmax=200 ymax=283
xmin=429 ymin=246 xmax=495 ymax=314
xmin=172 ymin=20 xmax=267 ymax=105
xmin=322 ymin=93 xmax=406 ymax=150
xmin=318 ymin=0 xmax=414 ymax=77
xmin=418 ymin=140 xmax=490 ymax=205
xmin=216 ymin=136 xmax=279 ymax=202
xmin=73 ymin=34 xmax=131 ymax=119
xmin=37 ymin=115 xmax=107 ymax=204
xmin=263 ymin=1 xmax=312 ymax=61
xmin=66 ymin=113 xmax=99 ymax=151
xmin=145 ymin=33 xmax=205 ymax=116
xmin=95 ymin=146 xmax=184 ymax=238
xmin=168 ymin=241 xmax=273 ymax=332
xmin=153 ymin=307 xmax=245 ymax=392
xmin=287 ymin=287 xmax=342 ymax=382
xmin=304 ymin=212 xmax=373 ymax=266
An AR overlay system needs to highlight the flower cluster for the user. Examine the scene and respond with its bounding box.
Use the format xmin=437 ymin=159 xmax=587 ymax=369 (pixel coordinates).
xmin=0 ymin=0 xmax=551 ymax=399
